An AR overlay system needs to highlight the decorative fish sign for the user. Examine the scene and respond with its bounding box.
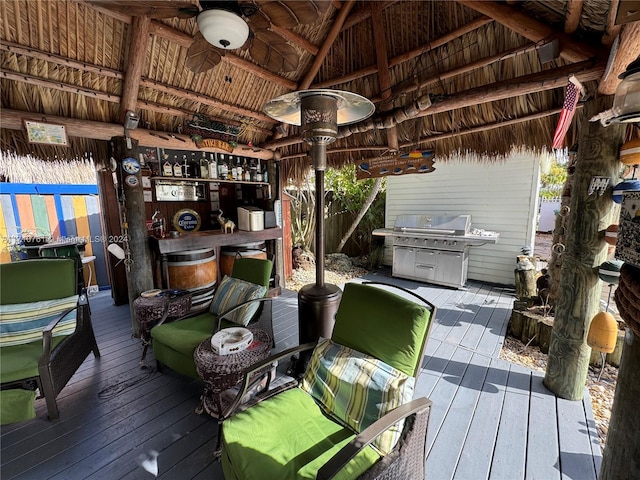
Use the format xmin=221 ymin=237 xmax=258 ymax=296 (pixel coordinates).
xmin=356 ymin=151 xmax=436 ymax=180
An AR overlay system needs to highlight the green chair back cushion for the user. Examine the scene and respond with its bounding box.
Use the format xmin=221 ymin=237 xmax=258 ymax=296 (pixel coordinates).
xmin=301 ymin=338 xmax=414 ymax=455
xmin=209 ymin=276 xmax=266 ymax=326
xmin=0 ymin=295 xmax=78 ymax=346
xmin=0 ymin=258 xmax=77 ymax=304
xmin=231 ymin=257 xmax=272 ymax=288
xmin=332 ymin=283 xmax=432 ymax=377
xmin=221 ymin=388 xmax=381 ymax=480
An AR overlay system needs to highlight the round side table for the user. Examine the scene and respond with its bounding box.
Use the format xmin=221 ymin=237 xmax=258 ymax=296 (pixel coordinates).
xmin=194 ymin=326 xmax=271 ymax=420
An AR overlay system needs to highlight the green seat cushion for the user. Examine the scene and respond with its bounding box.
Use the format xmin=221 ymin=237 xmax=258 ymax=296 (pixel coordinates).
xmin=0 ymin=258 xmax=77 ymax=303
xmin=231 ymin=257 xmax=272 ymax=288
xmin=0 ymin=336 xmax=67 ymax=383
xmin=150 ymin=313 xmax=216 ymax=355
xmin=221 ymin=388 xmax=381 ymax=480
xmin=301 ymin=339 xmax=414 ymax=455
xmin=332 ymin=283 xmax=432 ymax=377
xmin=0 ymin=389 xmax=36 ymax=425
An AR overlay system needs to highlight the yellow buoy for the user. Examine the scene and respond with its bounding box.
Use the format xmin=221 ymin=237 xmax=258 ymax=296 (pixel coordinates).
xmin=587 ymin=311 xmax=618 ymax=354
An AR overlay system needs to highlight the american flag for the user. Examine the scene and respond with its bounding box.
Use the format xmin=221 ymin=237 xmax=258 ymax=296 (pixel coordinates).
xmin=552 ymin=76 xmax=583 ymax=149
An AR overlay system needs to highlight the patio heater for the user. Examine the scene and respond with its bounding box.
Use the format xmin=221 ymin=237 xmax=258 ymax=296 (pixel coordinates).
xmin=264 ymin=90 xmax=374 ymax=351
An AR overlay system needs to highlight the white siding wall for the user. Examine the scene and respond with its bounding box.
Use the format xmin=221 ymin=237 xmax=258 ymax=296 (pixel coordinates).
xmin=383 ymin=150 xmax=541 ymax=286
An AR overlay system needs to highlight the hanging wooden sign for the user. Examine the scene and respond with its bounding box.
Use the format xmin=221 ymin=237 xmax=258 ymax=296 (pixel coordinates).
xmin=23 ymin=120 xmax=68 ymax=146
xmin=356 ymin=150 xmax=435 ymax=180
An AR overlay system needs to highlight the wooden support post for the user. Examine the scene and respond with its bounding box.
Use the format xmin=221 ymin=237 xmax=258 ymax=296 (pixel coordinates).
xmin=111 ymin=136 xmax=154 ymax=335
xmin=599 ymin=329 xmax=640 ymax=479
xmin=543 ymin=96 xmax=625 ymax=400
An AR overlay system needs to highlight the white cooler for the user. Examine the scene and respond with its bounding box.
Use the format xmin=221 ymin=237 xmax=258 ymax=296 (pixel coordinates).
xmin=237 ymin=206 xmax=264 ymax=231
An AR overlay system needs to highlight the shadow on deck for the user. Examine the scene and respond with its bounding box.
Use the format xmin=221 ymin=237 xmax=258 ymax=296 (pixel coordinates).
xmin=0 ymin=270 xmax=602 ymax=480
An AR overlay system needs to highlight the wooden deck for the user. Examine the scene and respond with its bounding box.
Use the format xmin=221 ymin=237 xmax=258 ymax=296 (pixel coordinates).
xmin=1 ymin=270 xmax=602 ymax=479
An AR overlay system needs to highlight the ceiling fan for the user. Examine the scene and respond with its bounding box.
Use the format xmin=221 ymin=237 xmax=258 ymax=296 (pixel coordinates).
xmin=90 ymin=1 xmax=330 ymax=74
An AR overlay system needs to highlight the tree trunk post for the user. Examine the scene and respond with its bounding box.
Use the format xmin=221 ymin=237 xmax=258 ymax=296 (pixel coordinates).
xmin=111 ymin=136 xmax=154 ymax=336
xmin=543 ymin=96 xmax=624 ymax=400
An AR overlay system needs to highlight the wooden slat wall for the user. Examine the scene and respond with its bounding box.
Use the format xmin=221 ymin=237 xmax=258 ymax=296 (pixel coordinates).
xmin=384 ymin=149 xmax=541 ymax=286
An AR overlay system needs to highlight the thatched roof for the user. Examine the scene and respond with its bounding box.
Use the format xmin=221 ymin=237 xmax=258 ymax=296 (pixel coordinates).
xmin=1 ymin=0 xmax=638 ymax=181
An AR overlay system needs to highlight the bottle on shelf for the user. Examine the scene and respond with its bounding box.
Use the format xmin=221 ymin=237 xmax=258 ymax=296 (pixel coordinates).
xmin=189 ymin=153 xmax=200 ymax=178
xmin=182 ymin=155 xmax=190 ymax=178
xmin=250 ymin=158 xmax=257 ymax=182
xmin=208 ymin=153 xmax=218 ymax=179
xmin=151 ymin=209 xmax=166 ymax=239
xmin=173 ymin=155 xmax=182 ymax=177
xmin=219 ymin=154 xmax=228 ymax=179
xmin=199 ymin=152 xmax=209 ymax=179
xmin=255 ymin=159 xmax=262 ymax=182
xmin=243 ymin=158 xmax=251 ymax=181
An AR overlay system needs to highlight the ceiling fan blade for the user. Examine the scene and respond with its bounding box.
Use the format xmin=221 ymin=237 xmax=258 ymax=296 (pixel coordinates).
xmin=88 ymin=1 xmax=199 ymax=19
xmin=249 ymin=29 xmax=299 ymax=73
xmin=186 ymin=33 xmax=223 ymax=73
xmin=249 ymin=1 xmax=330 ymax=28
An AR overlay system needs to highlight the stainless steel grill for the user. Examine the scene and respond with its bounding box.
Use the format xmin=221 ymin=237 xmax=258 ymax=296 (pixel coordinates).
xmin=379 ymin=214 xmax=499 ymax=289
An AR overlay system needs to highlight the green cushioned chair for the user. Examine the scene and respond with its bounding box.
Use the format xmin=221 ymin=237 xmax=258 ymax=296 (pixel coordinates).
xmin=220 ymin=281 xmax=436 ymax=480
xmin=0 ymin=258 xmax=100 ymax=422
xmin=150 ymin=257 xmax=274 ymax=379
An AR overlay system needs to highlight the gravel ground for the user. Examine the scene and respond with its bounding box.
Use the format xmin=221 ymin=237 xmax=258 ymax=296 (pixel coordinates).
xmin=286 ymin=250 xmax=617 ymax=449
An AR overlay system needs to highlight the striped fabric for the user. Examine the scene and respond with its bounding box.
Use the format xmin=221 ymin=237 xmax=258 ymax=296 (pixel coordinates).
xmin=0 ymin=295 xmax=78 ymax=346
xmin=210 ymin=276 xmax=266 ymax=326
xmin=301 ymin=338 xmax=415 ymax=455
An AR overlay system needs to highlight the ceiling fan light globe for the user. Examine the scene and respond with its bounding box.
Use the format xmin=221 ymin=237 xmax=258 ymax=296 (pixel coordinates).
xmin=197 ymin=9 xmax=249 ymax=50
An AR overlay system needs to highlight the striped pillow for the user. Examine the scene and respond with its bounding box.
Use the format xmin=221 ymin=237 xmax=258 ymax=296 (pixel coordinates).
xmin=210 ymin=276 xmax=266 ymax=326
xmin=0 ymin=295 xmax=78 ymax=347
xmin=300 ymin=338 xmax=415 ymax=455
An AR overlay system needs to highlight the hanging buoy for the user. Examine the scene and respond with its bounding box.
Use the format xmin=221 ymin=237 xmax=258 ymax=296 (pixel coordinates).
xmin=612 ymin=179 xmax=640 ymax=203
xmin=620 ymin=138 xmax=640 ymax=166
xmin=598 ymin=259 xmax=624 ymax=285
xmin=604 ymin=224 xmax=619 ymax=245
xmin=587 ymin=311 xmax=618 ymax=354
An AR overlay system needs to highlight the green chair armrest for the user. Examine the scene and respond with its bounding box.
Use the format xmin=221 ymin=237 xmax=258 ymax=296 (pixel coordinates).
xmin=316 ymin=397 xmax=432 ymax=480
xmin=214 ymin=296 xmax=273 ymax=333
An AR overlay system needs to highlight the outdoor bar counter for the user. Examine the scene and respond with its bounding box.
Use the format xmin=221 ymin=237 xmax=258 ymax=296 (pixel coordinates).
xmin=149 ymin=227 xmax=283 ymax=289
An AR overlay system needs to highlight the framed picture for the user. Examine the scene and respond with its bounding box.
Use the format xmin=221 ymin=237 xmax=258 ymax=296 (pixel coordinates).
xmin=24 ymin=120 xmax=68 ymax=146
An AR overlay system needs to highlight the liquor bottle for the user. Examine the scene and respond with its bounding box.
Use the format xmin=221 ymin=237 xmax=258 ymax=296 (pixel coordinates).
xmin=243 ymin=158 xmax=251 ymax=181
xmin=189 ymin=153 xmax=200 ymax=178
xmin=151 ymin=209 xmax=166 ymax=238
xmin=182 ymin=155 xmax=190 ymax=178
xmin=255 ymin=159 xmax=262 ymax=182
xmin=200 ymin=152 xmax=209 ymax=179
xmin=250 ymin=158 xmax=257 ymax=182
xmin=173 ymin=155 xmax=182 ymax=177
xmin=219 ymin=154 xmax=228 ymax=179
xmin=208 ymin=153 xmax=218 ymax=179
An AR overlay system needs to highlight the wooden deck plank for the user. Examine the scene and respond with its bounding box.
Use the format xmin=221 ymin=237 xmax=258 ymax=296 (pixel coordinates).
xmin=490 ymin=363 xmax=531 ymax=480
xmin=557 ymin=393 xmax=598 ymax=480
xmin=582 ymin=387 xmax=603 ymax=474
xmin=454 ymin=357 xmax=510 ymax=480
xmin=425 ymin=352 xmax=491 ymax=480
xmin=526 ymin=372 xmax=561 ymax=480
xmin=474 ymin=287 xmax=514 ymax=357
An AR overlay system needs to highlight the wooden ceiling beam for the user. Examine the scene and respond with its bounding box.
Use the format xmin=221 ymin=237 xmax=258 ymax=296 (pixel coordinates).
xmin=598 ymin=21 xmax=640 ymax=94
xmin=340 ymin=1 xmax=399 ymax=30
xmin=312 ymin=16 xmax=492 ymax=89
xmin=564 ymin=0 xmax=583 ymax=34
xmin=262 ymin=59 xmax=605 ymax=150
xmin=371 ymin=2 xmax=398 ymax=152
xmin=602 ymin=0 xmax=622 ymax=46
xmin=456 ymin=0 xmax=600 ymax=63
xmin=119 ymin=16 xmax=150 ymax=122
xmin=0 ymin=68 xmax=273 ymax=134
xmin=0 ymin=108 xmax=275 ymax=160
xmin=279 ymin=106 xmax=571 ymax=161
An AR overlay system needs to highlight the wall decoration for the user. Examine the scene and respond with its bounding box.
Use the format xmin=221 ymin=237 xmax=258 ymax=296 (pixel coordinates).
xmin=356 ymin=150 xmax=435 ymax=180
xmin=615 ymin=191 xmax=640 ymax=268
xmin=124 ymin=175 xmax=139 ymax=187
xmin=122 ymin=157 xmax=141 ymax=174
xmin=173 ymin=209 xmax=201 ymax=233
xmin=24 ymin=120 xmax=68 ymax=146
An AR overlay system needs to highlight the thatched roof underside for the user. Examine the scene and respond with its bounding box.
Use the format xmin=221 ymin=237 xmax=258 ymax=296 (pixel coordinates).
xmin=1 ymin=0 xmax=638 ymax=181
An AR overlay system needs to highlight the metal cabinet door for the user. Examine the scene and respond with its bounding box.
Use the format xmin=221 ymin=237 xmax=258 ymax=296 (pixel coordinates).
xmin=415 ymin=249 xmax=436 ymax=282
xmin=392 ymin=246 xmax=415 ymax=279
xmin=435 ymin=250 xmax=465 ymax=287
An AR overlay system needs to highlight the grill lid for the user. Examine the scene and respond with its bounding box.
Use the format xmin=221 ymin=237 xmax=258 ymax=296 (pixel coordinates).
xmin=393 ymin=214 xmax=471 ymax=236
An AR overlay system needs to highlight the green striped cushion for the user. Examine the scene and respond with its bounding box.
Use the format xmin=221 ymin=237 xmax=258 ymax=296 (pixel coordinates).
xmin=0 ymin=295 xmax=78 ymax=346
xmin=300 ymin=338 xmax=415 ymax=456
xmin=210 ymin=276 xmax=266 ymax=326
